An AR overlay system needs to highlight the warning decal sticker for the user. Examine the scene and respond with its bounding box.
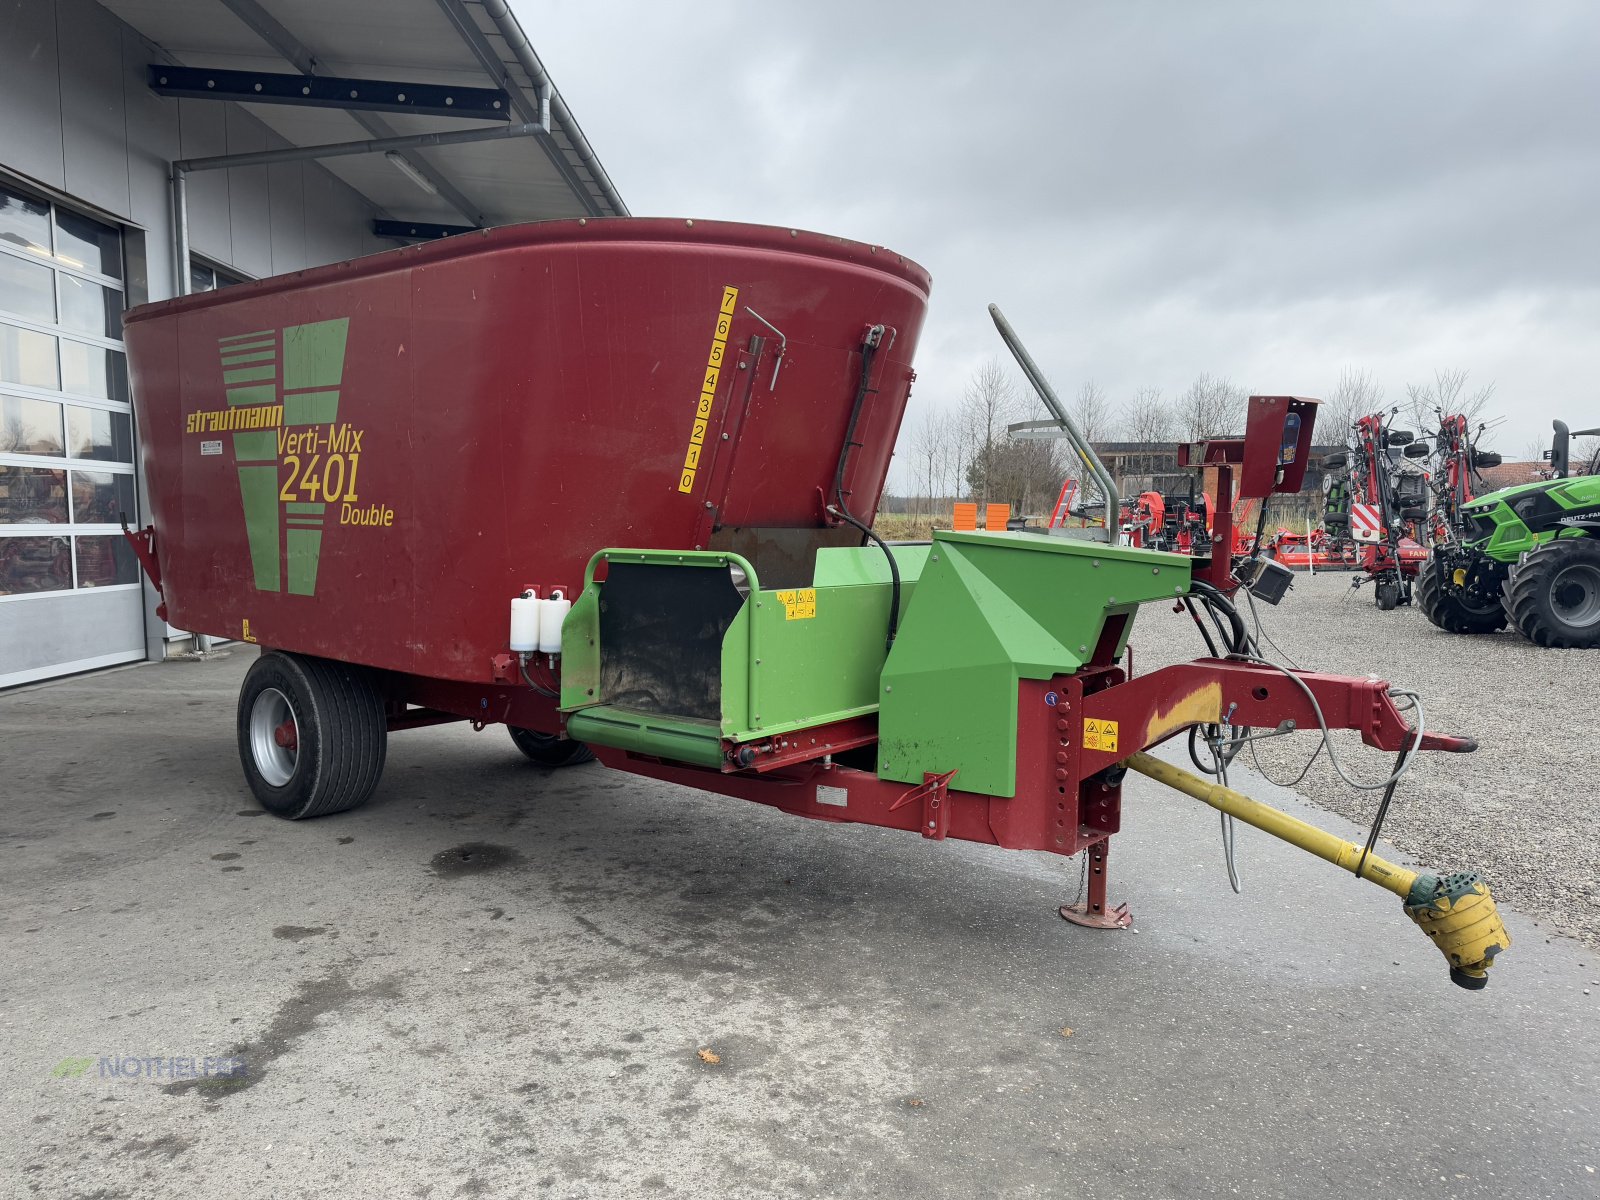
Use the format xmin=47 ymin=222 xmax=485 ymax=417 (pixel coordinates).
xmin=1082 ymin=718 xmax=1119 ymax=753
xmin=776 ymin=588 xmax=817 ymax=620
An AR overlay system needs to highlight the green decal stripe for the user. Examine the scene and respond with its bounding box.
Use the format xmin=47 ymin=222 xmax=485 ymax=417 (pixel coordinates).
xmin=233 ymin=431 xmax=278 ymax=463
xmin=226 ymin=384 xmax=277 ymax=407
xmin=283 ymin=318 xmax=350 ymax=391
xmin=286 ymin=528 xmax=322 ymax=596
xmin=283 ymin=390 xmax=340 ymax=426
xmin=219 ymin=329 xmax=274 ymax=345
xmin=237 ymin=465 xmax=281 ymax=592
xmin=285 ymin=502 xmax=325 ymax=514
xmin=219 ymin=338 xmax=276 ymax=353
xmin=223 ymin=364 xmax=276 ymax=385
xmin=221 ymin=349 xmax=276 ymax=365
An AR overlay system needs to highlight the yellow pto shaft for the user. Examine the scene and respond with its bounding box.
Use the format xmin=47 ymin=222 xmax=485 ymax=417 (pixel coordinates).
xmin=1124 ymin=752 xmax=1510 ymax=989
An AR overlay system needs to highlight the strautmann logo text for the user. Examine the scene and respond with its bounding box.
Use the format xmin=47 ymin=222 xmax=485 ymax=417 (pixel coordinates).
xmin=185 ymin=318 xmax=390 ymax=596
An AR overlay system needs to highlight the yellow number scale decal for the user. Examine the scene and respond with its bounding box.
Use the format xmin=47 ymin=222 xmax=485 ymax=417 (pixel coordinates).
xmin=678 ymin=286 xmax=739 ymax=493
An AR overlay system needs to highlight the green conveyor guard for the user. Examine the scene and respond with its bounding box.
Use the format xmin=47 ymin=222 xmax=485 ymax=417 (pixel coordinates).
xmin=876 ymin=531 xmax=1188 ymax=797
xmin=560 ymin=531 xmax=1188 ymax=790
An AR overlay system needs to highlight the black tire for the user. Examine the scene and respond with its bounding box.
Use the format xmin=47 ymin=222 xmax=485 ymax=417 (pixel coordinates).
xmin=1505 ymin=539 xmax=1600 ymax=648
xmin=508 ymin=726 xmax=596 ymax=767
xmin=1417 ymin=559 xmax=1508 ymax=635
xmin=237 ymin=651 xmax=387 ymax=819
xmin=1375 ymin=579 xmax=1400 ymax=610
xmin=1322 ymin=452 xmax=1348 ymax=470
xmin=1473 ymin=450 xmax=1502 ymax=469
xmin=1324 ymin=511 xmax=1349 ymax=529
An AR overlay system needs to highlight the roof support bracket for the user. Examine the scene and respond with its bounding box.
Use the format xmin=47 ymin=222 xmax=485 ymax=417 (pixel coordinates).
xmin=148 ymin=65 xmax=512 ymax=121
xmin=372 ymin=219 xmax=477 ymax=241
xmin=171 ymin=124 xmax=541 ymax=300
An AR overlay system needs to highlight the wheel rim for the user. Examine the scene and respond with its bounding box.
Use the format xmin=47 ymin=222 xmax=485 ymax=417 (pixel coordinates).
xmin=1550 ymin=562 xmax=1600 ymax=627
xmin=249 ymin=687 xmax=299 ymax=787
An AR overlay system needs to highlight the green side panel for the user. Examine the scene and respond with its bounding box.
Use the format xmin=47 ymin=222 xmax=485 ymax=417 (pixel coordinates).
xmin=877 ymin=530 xmax=1190 ymax=798
xmin=560 ymin=575 xmax=601 ymax=712
xmin=286 ymin=527 xmax=322 ymax=596
xmin=564 ymin=708 xmax=726 ymax=768
xmin=560 ymin=546 xmax=931 ymax=758
xmin=736 ymin=549 xmax=923 ymax=738
xmin=233 ymin=430 xmax=278 ymax=463
xmin=719 ymin=605 xmax=752 ymax=734
xmin=282 ymin=319 xmax=350 ymax=392
xmin=283 ymin=390 xmax=341 ymax=426
xmin=236 ymin=465 xmax=281 ymax=592
xmin=812 ymin=543 xmax=930 ymax=587
xmin=226 ymin=384 xmax=277 ymax=407
xmin=221 ymin=349 xmax=276 ymax=365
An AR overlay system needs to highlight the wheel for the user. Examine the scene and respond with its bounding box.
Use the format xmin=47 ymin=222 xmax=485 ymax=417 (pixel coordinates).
xmin=508 ymin=726 xmax=596 ymax=767
xmin=1417 ymin=558 xmax=1508 ymax=634
xmin=237 ymin=652 xmax=387 ymax=819
xmin=1375 ymin=579 xmax=1400 ymax=610
xmin=1505 ymin=539 xmax=1600 ymax=648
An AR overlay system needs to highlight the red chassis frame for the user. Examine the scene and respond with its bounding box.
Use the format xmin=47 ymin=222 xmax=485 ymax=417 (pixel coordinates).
xmin=584 ymin=656 xmax=1473 ymax=931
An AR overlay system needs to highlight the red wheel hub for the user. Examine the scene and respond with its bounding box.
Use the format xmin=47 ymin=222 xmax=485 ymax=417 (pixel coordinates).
xmin=273 ymin=720 xmax=298 ymax=750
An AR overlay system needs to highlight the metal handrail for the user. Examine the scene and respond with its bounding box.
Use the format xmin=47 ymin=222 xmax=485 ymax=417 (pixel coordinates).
xmin=988 ymin=304 xmax=1119 ymax=544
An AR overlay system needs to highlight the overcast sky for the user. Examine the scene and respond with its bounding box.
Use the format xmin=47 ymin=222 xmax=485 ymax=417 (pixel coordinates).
xmin=530 ymin=1 xmax=1600 ymax=482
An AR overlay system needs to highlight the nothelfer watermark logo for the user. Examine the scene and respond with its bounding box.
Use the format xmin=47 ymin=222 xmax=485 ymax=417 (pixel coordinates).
xmin=51 ymin=1055 xmax=250 ymax=1088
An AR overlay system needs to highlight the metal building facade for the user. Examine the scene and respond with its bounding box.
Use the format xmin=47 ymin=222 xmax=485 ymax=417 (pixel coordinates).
xmin=0 ymin=0 xmax=621 ymax=688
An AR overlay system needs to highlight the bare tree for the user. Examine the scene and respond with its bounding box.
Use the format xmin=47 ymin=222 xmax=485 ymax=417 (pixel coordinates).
xmin=1403 ymin=368 xmax=1495 ymax=438
xmin=1069 ymin=380 xmax=1114 ymax=443
xmin=1574 ymin=436 xmax=1600 ymax=475
xmin=1114 ymin=386 xmax=1177 ymax=498
xmin=1177 ymin=373 xmax=1243 ymax=442
xmin=960 ymin=358 xmax=1019 ymax=506
xmin=909 ymin=409 xmax=944 ymax=520
xmin=1322 ymin=367 xmax=1382 ymax=448
xmin=1123 ymin=387 xmax=1175 ymax=444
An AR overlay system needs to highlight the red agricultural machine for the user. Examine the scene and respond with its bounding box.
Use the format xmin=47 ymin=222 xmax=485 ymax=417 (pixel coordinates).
xmin=1119 ymin=488 xmax=1217 ymax=556
xmin=1421 ymin=413 xmax=1500 ymax=548
xmin=1266 ymin=526 xmax=1358 ymax=571
xmin=1323 ymin=410 xmax=1430 ymax=608
xmin=122 ymin=219 xmax=1507 ymax=989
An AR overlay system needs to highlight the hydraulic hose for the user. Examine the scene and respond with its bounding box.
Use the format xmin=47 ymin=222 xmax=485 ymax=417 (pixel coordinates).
xmin=831 ymin=325 xmax=901 ymax=651
xmin=1124 ymin=752 xmax=1509 ymax=989
xmin=1189 ymin=578 xmax=1249 ymax=655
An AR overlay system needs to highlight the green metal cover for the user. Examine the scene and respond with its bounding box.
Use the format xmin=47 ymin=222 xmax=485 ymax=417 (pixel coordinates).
xmin=876 ymin=530 xmax=1190 ymax=798
xmin=561 ymin=545 xmax=930 ymax=750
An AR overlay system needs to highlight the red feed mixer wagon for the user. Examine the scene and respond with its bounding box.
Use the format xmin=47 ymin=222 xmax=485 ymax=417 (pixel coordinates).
xmin=123 ymin=218 xmax=1508 ymax=990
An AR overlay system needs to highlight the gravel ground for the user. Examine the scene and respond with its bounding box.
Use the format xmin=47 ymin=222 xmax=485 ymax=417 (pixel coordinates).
xmin=1130 ymin=568 xmax=1600 ymax=949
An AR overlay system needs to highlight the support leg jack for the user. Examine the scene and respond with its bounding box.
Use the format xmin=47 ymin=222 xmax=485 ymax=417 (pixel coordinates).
xmin=1059 ymin=839 xmax=1133 ymax=930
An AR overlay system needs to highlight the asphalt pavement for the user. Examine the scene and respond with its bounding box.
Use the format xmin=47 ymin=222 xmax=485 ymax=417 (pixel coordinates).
xmin=2 ymin=650 xmax=1597 ymax=1199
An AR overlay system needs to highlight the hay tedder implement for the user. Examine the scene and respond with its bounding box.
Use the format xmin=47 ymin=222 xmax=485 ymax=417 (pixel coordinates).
xmin=123 ymin=219 xmax=1508 ymax=989
xmin=1323 ymin=410 xmax=1431 ymax=609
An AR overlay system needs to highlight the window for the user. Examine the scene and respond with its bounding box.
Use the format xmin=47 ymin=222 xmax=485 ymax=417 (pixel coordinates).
xmin=0 ymin=181 xmax=135 ymax=598
xmin=189 ymin=259 xmax=249 ymax=293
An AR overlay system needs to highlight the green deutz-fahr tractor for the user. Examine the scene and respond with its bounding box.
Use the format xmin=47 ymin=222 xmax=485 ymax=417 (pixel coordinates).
xmin=1420 ymin=420 xmax=1600 ymax=647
